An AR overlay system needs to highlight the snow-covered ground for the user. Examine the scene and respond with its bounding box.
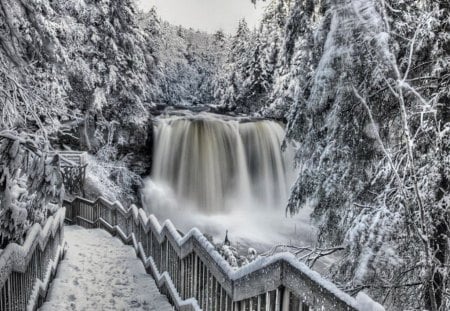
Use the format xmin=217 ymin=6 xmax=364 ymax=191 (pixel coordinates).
xmin=40 ymin=226 xmax=173 ymax=311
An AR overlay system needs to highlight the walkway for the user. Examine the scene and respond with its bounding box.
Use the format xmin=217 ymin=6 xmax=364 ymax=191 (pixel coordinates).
xmin=40 ymin=226 xmax=173 ymax=311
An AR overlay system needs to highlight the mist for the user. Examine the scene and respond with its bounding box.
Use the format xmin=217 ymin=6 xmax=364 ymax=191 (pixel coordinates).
xmin=141 ymin=178 xmax=317 ymax=249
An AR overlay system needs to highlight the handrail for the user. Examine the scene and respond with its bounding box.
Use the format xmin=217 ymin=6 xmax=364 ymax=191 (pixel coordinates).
xmin=0 ymin=207 xmax=66 ymax=311
xmin=64 ymin=197 xmax=382 ymax=311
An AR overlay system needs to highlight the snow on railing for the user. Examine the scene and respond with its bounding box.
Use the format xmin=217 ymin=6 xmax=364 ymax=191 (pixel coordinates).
xmin=0 ymin=207 xmax=66 ymax=311
xmin=64 ymin=197 xmax=384 ymax=311
xmin=51 ymin=151 xmax=87 ymax=167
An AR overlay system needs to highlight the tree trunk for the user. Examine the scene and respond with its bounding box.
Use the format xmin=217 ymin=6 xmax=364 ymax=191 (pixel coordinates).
xmin=81 ymin=112 xmax=92 ymax=151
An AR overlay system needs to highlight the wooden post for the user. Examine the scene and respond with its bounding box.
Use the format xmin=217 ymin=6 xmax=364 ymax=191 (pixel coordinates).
xmin=275 ymin=288 xmax=281 ymax=311
xmin=281 ymin=287 xmax=290 ymax=311
xmin=181 ymin=259 xmax=185 ymax=299
xmin=75 ymin=199 xmax=80 ymax=226
xmin=193 ymin=254 xmax=198 ymax=299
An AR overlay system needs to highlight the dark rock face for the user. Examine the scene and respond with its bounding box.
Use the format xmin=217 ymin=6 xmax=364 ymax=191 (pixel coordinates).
xmin=116 ymin=119 xmax=154 ymax=177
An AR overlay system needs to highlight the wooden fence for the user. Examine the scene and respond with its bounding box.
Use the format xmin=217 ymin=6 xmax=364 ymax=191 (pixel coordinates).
xmin=0 ymin=207 xmax=66 ymax=311
xmin=63 ymin=197 xmax=373 ymax=311
xmin=52 ymin=151 xmax=87 ymax=196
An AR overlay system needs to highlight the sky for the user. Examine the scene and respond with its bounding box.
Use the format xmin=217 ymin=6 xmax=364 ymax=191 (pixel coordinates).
xmin=136 ymin=0 xmax=266 ymax=34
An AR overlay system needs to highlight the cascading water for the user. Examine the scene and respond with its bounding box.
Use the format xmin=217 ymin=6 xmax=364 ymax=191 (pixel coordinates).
xmin=142 ymin=112 xmax=314 ymax=246
xmin=151 ymin=114 xmax=290 ymax=213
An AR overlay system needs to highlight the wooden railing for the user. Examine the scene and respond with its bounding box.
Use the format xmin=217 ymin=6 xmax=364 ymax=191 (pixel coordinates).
xmin=0 ymin=207 xmax=66 ymax=311
xmin=51 ymin=151 xmax=87 ymax=196
xmin=64 ymin=196 xmax=380 ymax=311
xmin=57 ymin=151 xmax=87 ymax=167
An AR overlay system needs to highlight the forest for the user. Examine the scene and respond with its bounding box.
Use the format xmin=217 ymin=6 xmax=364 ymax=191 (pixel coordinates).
xmin=0 ymin=0 xmax=449 ymax=310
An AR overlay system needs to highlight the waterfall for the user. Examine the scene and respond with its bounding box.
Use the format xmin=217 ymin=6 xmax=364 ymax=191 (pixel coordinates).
xmin=142 ymin=112 xmax=316 ymax=246
xmin=150 ymin=113 xmax=292 ymax=214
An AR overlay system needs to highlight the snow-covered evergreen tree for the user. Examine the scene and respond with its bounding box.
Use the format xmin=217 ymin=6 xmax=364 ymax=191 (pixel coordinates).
xmin=263 ymin=0 xmax=318 ymax=120
xmin=0 ymin=0 xmax=163 ymax=143
xmin=213 ymin=30 xmax=227 ymax=48
xmin=249 ymin=0 xmax=293 ymax=116
xmin=214 ymin=19 xmax=253 ymax=111
xmin=215 ymin=0 xmax=293 ymax=115
xmin=270 ymin=0 xmax=450 ymax=309
xmin=0 ymin=0 xmax=163 ymax=243
xmin=141 ymin=16 xmax=225 ymax=106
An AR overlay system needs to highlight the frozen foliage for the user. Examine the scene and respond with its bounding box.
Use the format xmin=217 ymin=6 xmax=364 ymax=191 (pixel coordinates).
xmin=213 ymin=19 xmax=253 ymax=111
xmin=0 ymin=0 xmax=161 ymax=137
xmin=85 ymin=147 xmax=142 ymax=204
xmin=0 ymin=0 xmax=159 ymax=212
xmin=253 ymin=0 xmax=450 ymax=309
xmin=216 ymin=242 xmax=259 ymax=269
xmin=0 ymin=131 xmax=63 ymax=246
xmin=0 ymin=0 xmax=223 ymax=148
xmin=214 ymin=1 xmax=293 ymax=115
xmin=141 ymin=16 xmax=227 ymax=106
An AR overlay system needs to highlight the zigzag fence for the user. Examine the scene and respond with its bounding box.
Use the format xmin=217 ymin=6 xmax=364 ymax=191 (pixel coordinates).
xmin=63 ymin=196 xmax=378 ymax=311
xmin=0 ymin=208 xmax=66 ymax=311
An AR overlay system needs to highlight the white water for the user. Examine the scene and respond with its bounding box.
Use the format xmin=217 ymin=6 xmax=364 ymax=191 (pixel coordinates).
xmin=142 ymin=112 xmax=315 ymax=248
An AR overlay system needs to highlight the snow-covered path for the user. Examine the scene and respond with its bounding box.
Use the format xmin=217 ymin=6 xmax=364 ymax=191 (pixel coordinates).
xmin=40 ymin=226 xmax=173 ymax=311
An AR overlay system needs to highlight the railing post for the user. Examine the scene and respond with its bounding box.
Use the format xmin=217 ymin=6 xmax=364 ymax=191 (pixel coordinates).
xmin=165 ymin=240 xmax=169 ymax=273
xmin=181 ymin=258 xmax=185 ymax=299
xmin=281 ymin=287 xmax=290 ymax=311
xmin=206 ymin=270 xmax=210 ymax=310
xmin=112 ymin=206 xmax=116 ymax=227
xmin=275 ymin=288 xmax=281 ymax=311
xmin=193 ymin=254 xmax=198 ymax=300
xmin=75 ymin=199 xmax=80 ymax=226
xmin=149 ymin=229 xmax=153 ymax=258
xmin=94 ymin=201 xmax=99 ymax=228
